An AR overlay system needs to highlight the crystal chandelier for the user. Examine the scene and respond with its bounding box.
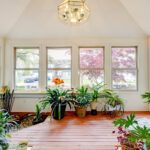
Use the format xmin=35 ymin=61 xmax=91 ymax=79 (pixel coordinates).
xmin=58 ymin=0 xmax=90 ymax=25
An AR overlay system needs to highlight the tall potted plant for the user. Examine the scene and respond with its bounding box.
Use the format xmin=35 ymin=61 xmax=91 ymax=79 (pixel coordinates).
xmin=141 ymin=92 xmax=150 ymax=111
xmin=40 ymin=78 xmax=74 ymax=120
xmin=74 ymin=86 xmax=90 ymax=118
xmin=90 ymin=83 xmax=104 ymax=115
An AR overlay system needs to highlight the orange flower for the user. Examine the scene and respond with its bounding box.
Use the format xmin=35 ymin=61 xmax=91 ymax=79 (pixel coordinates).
xmin=53 ymin=78 xmax=64 ymax=85
xmin=2 ymin=88 xmax=6 ymax=93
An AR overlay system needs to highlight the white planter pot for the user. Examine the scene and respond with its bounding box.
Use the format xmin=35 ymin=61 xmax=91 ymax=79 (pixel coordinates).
xmin=108 ymin=105 xmax=120 ymax=111
xmin=90 ymin=101 xmax=98 ymax=110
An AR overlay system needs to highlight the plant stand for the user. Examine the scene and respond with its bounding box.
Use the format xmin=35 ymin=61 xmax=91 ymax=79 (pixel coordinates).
xmin=101 ymin=104 xmax=124 ymax=118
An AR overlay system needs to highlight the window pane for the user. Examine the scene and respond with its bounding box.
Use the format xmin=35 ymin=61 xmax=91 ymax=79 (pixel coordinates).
xmin=80 ymin=70 xmax=104 ymax=87
xmin=16 ymin=48 xmax=39 ymax=68
xmin=15 ymin=70 xmax=39 ymax=91
xmin=80 ymin=48 xmax=104 ymax=69
xmin=47 ymin=70 xmax=71 ymax=88
xmin=112 ymin=70 xmax=137 ymax=90
xmin=48 ymin=48 xmax=71 ymax=68
xmin=112 ymin=47 xmax=136 ymax=68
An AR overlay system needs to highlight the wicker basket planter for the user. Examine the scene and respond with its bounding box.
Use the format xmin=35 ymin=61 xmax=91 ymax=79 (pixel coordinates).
xmin=75 ymin=106 xmax=87 ymax=117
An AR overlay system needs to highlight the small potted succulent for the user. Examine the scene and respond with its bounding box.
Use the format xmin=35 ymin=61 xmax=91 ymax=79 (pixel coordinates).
xmin=74 ymin=86 xmax=90 ymax=118
xmin=90 ymin=83 xmax=104 ymax=115
xmin=40 ymin=78 xmax=74 ymax=120
xmin=141 ymin=92 xmax=150 ymax=111
xmin=113 ymin=113 xmax=150 ymax=150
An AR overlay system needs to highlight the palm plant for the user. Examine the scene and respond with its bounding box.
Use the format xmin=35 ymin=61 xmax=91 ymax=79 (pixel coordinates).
xmin=141 ymin=92 xmax=150 ymax=103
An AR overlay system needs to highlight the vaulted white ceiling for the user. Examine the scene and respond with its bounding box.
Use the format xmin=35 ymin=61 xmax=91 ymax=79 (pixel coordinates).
xmin=0 ymin=0 xmax=149 ymax=38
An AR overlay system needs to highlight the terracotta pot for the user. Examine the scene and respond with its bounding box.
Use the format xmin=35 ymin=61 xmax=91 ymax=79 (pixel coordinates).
xmin=90 ymin=101 xmax=98 ymax=110
xmin=75 ymin=106 xmax=87 ymax=117
xmin=121 ymin=145 xmax=137 ymax=150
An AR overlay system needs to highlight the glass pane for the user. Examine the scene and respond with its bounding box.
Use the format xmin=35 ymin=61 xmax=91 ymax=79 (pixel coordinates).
xmin=48 ymin=48 xmax=71 ymax=68
xmin=15 ymin=70 xmax=39 ymax=91
xmin=80 ymin=48 xmax=104 ymax=69
xmin=112 ymin=70 xmax=137 ymax=90
xmin=47 ymin=70 xmax=71 ymax=88
xmin=80 ymin=70 xmax=104 ymax=87
xmin=16 ymin=48 xmax=39 ymax=68
xmin=112 ymin=47 xmax=136 ymax=68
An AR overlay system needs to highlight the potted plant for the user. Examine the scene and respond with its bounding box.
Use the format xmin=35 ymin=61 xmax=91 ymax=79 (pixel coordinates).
xmin=141 ymin=92 xmax=150 ymax=111
xmin=40 ymin=78 xmax=74 ymax=120
xmin=101 ymin=89 xmax=124 ymax=117
xmin=90 ymin=83 xmax=104 ymax=115
xmin=74 ymin=86 xmax=90 ymax=118
xmin=113 ymin=113 xmax=150 ymax=150
xmin=32 ymin=104 xmax=48 ymax=125
xmin=0 ymin=109 xmax=18 ymax=150
xmin=0 ymin=86 xmax=14 ymax=113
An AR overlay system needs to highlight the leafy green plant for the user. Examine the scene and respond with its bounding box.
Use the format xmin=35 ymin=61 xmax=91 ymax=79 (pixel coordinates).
xmin=100 ymin=89 xmax=124 ymax=108
xmin=113 ymin=113 xmax=138 ymax=128
xmin=141 ymin=92 xmax=150 ymax=104
xmin=40 ymin=88 xmax=75 ymax=119
xmin=0 ymin=109 xmax=18 ymax=150
xmin=112 ymin=113 xmax=150 ymax=150
xmin=90 ymin=82 xmax=104 ymax=102
xmin=35 ymin=104 xmax=41 ymax=121
xmin=75 ymin=86 xmax=91 ymax=107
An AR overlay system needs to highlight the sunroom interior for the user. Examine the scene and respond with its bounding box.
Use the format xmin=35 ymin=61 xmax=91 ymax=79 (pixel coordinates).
xmin=0 ymin=0 xmax=150 ymax=150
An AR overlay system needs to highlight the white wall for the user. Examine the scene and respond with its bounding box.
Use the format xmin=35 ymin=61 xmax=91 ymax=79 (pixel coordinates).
xmin=0 ymin=38 xmax=4 ymax=86
xmin=4 ymin=38 xmax=149 ymax=112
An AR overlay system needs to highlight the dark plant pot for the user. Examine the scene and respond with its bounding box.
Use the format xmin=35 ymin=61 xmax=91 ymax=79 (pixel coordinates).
xmin=52 ymin=103 xmax=66 ymax=120
xmin=91 ymin=109 xmax=97 ymax=115
xmin=32 ymin=115 xmax=48 ymax=125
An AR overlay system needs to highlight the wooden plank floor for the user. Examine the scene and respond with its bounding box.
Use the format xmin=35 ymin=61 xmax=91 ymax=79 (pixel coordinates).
xmin=9 ymin=112 xmax=150 ymax=150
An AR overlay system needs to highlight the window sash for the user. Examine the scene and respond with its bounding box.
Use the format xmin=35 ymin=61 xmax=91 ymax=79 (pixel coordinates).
xmin=111 ymin=47 xmax=138 ymax=91
xmin=14 ymin=48 xmax=40 ymax=92
xmin=14 ymin=69 xmax=40 ymax=91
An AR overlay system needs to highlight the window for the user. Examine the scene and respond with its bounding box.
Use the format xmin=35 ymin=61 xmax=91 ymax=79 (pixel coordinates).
xmin=47 ymin=48 xmax=71 ymax=88
xmin=15 ymin=48 xmax=40 ymax=91
xmin=112 ymin=47 xmax=137 ymax=90
xmin=79 ymin=47 xmax=104 ymax=87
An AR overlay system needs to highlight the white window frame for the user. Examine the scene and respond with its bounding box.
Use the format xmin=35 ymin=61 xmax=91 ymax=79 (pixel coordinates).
xmin=14 ymin=47 xmax=40 ymax=92
xmin=111 ymin=46 xmax=138 ymax=91
xmin=46 ymin=47 xmax=72 ymax=88
xmin=79 ymin=47 xmax=105 ymax=87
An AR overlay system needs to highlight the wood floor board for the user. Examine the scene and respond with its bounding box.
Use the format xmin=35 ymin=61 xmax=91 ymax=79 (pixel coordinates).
xmin=9 ymin=112 xmax=150 ymax=150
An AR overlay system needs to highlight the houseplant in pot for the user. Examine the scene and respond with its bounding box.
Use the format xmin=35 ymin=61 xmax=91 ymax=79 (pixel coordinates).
xmin=32 ymin=104 xmax=48 ymax=125
xmin=113 ymin=113 xmax=150 ymax=150
xmin=141 ymin=92 xmax=150 ymax=111
xmin=0 ymin=109 xmax=19 ymax=150
xmin=40 ymin=78 xmax=74 ymax=120
xmin=101 ymin=89 xmax=124 ymax=117
xmin=74 ymin=86 xmax=90 ymax=118
xmin=90 ymin=83 xmax=104 ymax=115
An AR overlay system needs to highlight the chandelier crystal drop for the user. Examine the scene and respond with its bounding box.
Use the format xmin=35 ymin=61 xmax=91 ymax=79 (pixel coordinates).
xmin=58 ymin=0 xmax=90 ymax=25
